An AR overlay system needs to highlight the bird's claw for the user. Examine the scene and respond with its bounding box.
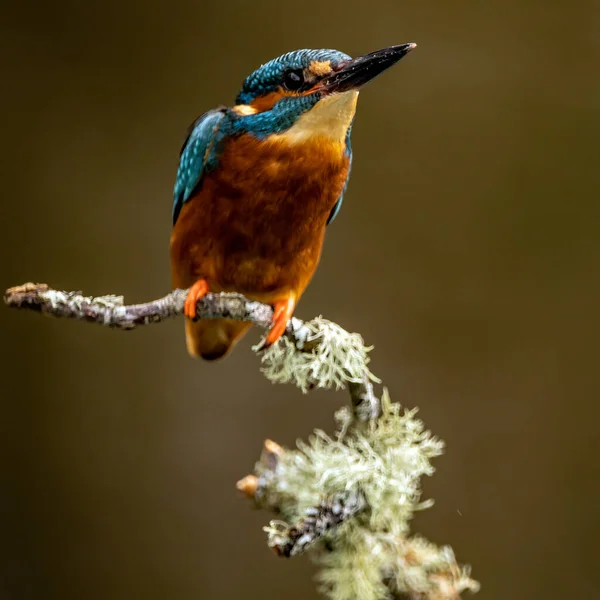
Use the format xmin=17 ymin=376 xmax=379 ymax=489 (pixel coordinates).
xmin=256 ymin=297 xmax=295 ymax=351
xmin=184 ymin=279 xmax=209 ymax=320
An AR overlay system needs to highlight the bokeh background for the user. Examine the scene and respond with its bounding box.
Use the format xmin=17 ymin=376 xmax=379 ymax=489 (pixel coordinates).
xmin=2 ymin=1 xmax=599 ymax=598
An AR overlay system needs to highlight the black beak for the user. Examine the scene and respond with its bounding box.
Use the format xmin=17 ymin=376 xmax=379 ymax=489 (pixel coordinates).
xmin=321 ymin=43 xmax=416 ymax=94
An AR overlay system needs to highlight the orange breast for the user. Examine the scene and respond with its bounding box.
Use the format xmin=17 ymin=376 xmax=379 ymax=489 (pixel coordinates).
xmin=170 ymin=133 xmax=350 ymax=303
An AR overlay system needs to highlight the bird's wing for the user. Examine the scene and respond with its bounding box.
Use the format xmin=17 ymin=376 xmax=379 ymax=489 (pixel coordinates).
xmin=172 ymin=108 xmax=227 ymax=226
xmin=326 ymin=126 xmax=353 ymax=226
xmin=326 ymin=170 xmax=351 ymax=225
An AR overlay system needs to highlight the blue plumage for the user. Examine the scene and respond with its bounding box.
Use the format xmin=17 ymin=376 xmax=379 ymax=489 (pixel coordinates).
xmin=233 ymin=94 xmax=321 ymax=137
xmin=173 ymin=109 xmax=226 ymax=225
xmin=236 ymin=49 xmax=351 ymax=104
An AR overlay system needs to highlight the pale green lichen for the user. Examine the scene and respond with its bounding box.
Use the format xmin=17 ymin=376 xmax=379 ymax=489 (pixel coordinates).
xmin=255 ymin=316 xmax=381 ymax=392
xmin=260 ymin=391 xmax=443 ymax=527
xmin=255 ymin=391 xmax=479 ymax=600
xmin=316 ymin=531 xmax=480 ymax=600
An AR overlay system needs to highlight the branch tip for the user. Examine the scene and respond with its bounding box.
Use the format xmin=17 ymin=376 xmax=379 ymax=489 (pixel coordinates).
xmin=263 ymin=439 xmax=283 ymax=456
xmin=236 ymin=475 xmax=259 ymax=499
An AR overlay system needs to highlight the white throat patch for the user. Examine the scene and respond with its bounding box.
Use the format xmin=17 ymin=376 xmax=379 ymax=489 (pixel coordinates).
xmin=278 ymin=90 xmax=359 ymax=146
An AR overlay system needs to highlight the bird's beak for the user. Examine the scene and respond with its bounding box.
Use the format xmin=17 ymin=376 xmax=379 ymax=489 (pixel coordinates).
xmin=320 ymin=43 xmax=417 ymax=94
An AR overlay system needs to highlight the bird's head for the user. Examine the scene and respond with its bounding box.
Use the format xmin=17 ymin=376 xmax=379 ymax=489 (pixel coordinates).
xmin=232 ymin=44 xmax=416 ymax=144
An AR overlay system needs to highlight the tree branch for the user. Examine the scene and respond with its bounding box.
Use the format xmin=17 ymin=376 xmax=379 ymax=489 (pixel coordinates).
xmin=266 ymin=492 xmax=366 ymax=557
xmin=238 ymin=440 xmax=366 ymax=556
xmin=3 ymin=282 xmax=274 ymax=330
xmin=5 ymin=281 xmax=478 ymax=599
xmin=238 ymin=429 xmax=479 ymax=599
xmin=4 ymin=282 xmax=380 ymax=421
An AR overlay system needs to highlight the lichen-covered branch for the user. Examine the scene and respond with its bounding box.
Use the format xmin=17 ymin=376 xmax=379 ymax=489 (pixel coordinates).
xmin=5 ymin=281 xmax=478 ymax=599
xmin=3 ymin=282 xmax=273 ymax=330
xmin=265 ymin=491 xmax=366 ymax=557
xmin=348 ymin=374 xmax=381 ymax=421
xmin=4 ymin=282 xmax=379 ymax=420
xmin=237 ymin=393 xmax=479 ymax=600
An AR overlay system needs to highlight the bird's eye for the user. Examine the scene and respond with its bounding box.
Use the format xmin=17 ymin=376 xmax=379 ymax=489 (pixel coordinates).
xmin=283 ymin=69 xmax=304 ymax=91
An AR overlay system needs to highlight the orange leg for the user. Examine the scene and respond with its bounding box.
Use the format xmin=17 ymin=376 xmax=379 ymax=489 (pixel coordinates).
xmin=262 ymin=294 xmax=296 ymax=348
xmin=184 ymin=279 xmax=210 ymax=320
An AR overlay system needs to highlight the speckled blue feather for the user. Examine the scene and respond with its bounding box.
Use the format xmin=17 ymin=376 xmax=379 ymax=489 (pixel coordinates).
xmin=233 ymin=94 xmax=321 ymax=137
xmin=236 ymin=49 xmax=351 ymax=104
xmin=173 ymin=109 xmax=227 ymax=225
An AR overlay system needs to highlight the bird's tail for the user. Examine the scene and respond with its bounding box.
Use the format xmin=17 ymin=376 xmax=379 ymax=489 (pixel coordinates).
xmin=184 ymin=319 xmax=252 ymax=360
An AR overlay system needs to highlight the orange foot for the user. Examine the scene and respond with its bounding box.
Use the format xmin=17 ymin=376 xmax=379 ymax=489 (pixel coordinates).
xmin=184 ymin=279 xmax=210 ymax=320
xmin=259 ymin=295 xmax=296 ymax=350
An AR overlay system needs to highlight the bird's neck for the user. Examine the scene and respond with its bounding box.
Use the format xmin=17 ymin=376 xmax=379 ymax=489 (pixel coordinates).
xmin=231 ymin=90 xmax=358 ymax=150
xmin=274 ymin=90 xmax=358 ymax=148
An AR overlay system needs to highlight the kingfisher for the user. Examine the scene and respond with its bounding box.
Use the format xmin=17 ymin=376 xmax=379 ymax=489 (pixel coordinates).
xmin=170 ymin=43 xmax=416 ymax=360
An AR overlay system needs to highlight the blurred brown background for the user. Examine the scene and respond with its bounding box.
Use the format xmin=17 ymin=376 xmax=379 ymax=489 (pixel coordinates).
xmin=1 ymin=1 xmax=599 ymax=598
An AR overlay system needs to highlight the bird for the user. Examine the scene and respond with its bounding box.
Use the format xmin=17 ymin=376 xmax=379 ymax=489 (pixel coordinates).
xmin=170 ymin=43 xmax=416 ymax=360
